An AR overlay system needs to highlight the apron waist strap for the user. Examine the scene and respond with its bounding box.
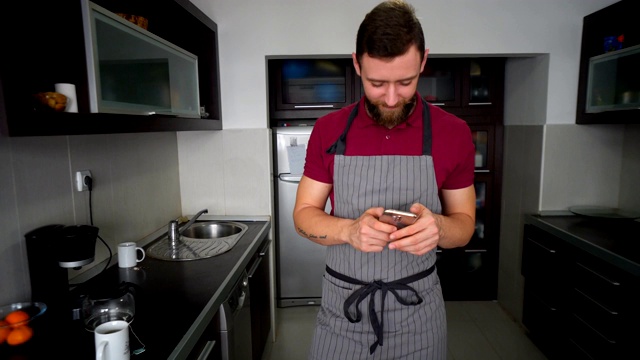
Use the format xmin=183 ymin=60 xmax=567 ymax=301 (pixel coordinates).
xmin=325 ymin=264 xmax=436 ymax=354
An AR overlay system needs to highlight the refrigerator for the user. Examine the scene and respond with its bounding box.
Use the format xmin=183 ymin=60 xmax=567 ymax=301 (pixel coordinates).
xmin=273 ymin=126 xmax=330 ymax=307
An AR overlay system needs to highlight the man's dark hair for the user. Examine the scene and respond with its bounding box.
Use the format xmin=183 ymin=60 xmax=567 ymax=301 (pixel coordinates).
xmin=355 ymin=0 xmax=425 ymax=65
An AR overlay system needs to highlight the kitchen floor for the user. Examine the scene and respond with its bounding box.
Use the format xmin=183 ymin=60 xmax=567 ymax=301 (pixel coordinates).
xmin=261 ymin=301 xmax=547 ymax=360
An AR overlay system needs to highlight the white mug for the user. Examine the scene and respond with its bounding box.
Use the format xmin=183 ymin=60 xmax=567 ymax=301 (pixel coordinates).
xmin=118 ymin=242 xmax=145 ymax=268
xmin=95 ymin=320 xmax=130 ymax=360
xmin=54 ymin=83 xmax=78 ymax=113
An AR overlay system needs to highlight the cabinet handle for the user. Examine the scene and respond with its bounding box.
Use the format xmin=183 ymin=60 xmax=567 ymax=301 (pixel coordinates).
xmin=469 ymin=102 xmax=493 ymax=106
xmin=576 ymin=262 xmax=620 ymax=286
xmin=196 ymin=340 xmax=216 ymax=360
xmin=474 ymin=169 xmax=490 ymax=173
xmin=247 ymin=257 xmax=262 ymax=278
xmin=573 ymin=288 xmax=618 ymax=315
xmin=258 ymin=239 xmax=271 ymax=257
xmin=294 ymin=105 xmax=335 ymax=109
xmin=430 ymin=102 xmax=445 ymax=106
xmin=464 ymin=249 xmax=487 ymax=253
xmin=526 ymin=237 xmax=556 ymax=253
xmin=247 ymin=240 xmax=270 ymax=278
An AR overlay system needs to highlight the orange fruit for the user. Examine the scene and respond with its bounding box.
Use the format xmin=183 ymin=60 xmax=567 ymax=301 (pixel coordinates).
xmin=0 ymin=320 xmax=10 ymax=344
xmin=6 ymin=325 xmax=33 ymax=345
xmin=5 ymin=310 xmax=29 ymax=325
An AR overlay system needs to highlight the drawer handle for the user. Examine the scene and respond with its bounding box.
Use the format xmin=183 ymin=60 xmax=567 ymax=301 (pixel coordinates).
xmin=572 ymin=313 xmax=616 ymax=344
xmin=573 ymin=288 xmax=618 ymax=315
xmin=294 ymin=105 xmax=334 ymax=109
xmin=526 ymin=237 xmax=556 ymax=253
xmin=576 ymin=262 xmax=620 ymax=286
xmin=258 ymin=239 xmax=271 ymax=257
xmin=196 ymin=340 xmax=216 ymax=360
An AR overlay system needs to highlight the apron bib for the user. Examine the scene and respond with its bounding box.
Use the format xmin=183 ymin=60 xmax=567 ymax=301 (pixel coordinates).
xmin=309 ymin=99 xmax=447 ymax=360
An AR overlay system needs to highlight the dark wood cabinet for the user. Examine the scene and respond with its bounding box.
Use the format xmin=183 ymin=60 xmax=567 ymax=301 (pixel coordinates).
xmin=0 ymin=0 xmax=222 ymax=137
xmin=420 ymin=58 xmax=505 ymax=119
xmin=267 ymin=56 xmax=361 ymax=127
xmin=522 ymin=222 xmax=639 ymax=359
xmin=576 ymin=0 xmax=640 ymax=124
xmin=428 ymin=58 xmax=505 ymax=301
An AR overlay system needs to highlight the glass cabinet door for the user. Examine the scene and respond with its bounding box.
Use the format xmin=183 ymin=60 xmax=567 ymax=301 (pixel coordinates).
xmin=470 ymin=126 xmax=494 ymax=170
xmin=472 ymin=130 xmax=488 ymax=169
xmin=586 ymin=44 xmax=640 ymax=113
xmin=418 ymin=58 xmax=461 ymax=107
xmin=466 ymin=58 xmax=497 ymax=106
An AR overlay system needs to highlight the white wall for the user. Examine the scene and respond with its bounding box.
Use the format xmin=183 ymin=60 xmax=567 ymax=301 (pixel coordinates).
xmin=191 ymin=0 xmax=618 ymax=129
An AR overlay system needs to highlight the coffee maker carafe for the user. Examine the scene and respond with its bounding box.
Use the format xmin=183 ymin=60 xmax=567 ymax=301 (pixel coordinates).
xmin=25 ymin=224 xmax=99 ymax=319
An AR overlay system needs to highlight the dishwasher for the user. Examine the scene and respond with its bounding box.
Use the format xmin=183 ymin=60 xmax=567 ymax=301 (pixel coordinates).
xmin=219 ymin=269 xmax=252 ymax=360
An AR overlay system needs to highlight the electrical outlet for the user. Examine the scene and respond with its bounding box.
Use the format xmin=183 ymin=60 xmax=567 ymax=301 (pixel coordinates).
xmin=76 ymin=170 xmax=92 ymax=192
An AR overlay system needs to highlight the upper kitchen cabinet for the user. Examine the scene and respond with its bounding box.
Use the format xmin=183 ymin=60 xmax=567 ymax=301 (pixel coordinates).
xmin=576 ymin=0 xmax=639 ymax=124
xmin=419 ymin=57 xmax=505 ymax=122
xmin=0 ymin=0 xmax=222 ymax=137
xmin=267 ymin=56 xmax=361 ymax=127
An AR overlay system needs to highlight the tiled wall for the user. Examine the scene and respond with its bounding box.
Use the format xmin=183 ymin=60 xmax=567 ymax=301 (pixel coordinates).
xmin=177 ymin=128 xmax=273 ymax=217
xmin=0 ymin=132 xmax=182 ymax=305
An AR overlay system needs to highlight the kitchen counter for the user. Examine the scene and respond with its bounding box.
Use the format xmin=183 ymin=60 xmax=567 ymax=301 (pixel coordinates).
xmin=1 ymin=216 xmax=271 ymax=360
xmin=525 ymin=213 xmax=640 ymax=276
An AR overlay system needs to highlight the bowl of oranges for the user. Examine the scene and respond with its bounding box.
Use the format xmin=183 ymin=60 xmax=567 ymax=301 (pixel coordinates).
xmin=0 ymin=302 xmax=47 ymax=346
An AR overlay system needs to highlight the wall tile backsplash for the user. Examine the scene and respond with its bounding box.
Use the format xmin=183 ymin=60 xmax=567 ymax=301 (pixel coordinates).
xmin=0 ymin=132 xmax=182 ymax=305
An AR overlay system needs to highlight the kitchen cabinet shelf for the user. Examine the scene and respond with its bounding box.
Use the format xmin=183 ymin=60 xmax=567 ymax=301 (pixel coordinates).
xmin=0 ymin=0 xmax=222 ymax=137
xmin=576 ymin=0 xmax=639 ymax=124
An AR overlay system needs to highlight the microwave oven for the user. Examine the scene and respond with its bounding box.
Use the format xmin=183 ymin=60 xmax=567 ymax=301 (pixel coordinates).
xmin=267 ymin=56 xmax=361 ymax=121
xmin=81 ymin=1 xmax=201 ymax=118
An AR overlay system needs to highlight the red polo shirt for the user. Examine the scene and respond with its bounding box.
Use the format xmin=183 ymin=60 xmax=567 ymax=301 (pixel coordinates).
xmin=304 ymin=94 xmax=475 ymax=200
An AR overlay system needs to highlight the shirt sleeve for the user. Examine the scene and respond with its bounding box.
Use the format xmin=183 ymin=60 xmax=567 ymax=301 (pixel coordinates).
xmin=433 ymin=109 xmax=476 ymax=190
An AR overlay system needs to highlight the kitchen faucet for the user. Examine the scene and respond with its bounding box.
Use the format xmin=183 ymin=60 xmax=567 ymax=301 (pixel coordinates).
xmin=168 ymin=209 xmax=208 ymax=246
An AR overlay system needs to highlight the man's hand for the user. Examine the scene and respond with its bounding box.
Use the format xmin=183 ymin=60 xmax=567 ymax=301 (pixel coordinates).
xmin=386 ymin=203 xmax=441 ymax=256
xmin=344 ymin=207 xmax=398 ymax=252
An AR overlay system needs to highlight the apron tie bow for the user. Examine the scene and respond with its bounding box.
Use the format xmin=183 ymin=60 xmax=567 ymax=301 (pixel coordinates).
xmin=326 ymin=265 xmax=435 ymax=354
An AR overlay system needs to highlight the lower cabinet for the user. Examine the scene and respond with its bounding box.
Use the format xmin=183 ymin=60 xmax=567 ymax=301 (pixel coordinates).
xmin=522 ymin=224 xmax=638 ymax=359
xmin=436 ymin=249 xmax=497 ymax=300
xmin=249 ymin=239 xmax=272 ymax=360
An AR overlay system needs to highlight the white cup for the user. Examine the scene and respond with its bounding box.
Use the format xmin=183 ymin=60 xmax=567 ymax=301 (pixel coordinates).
xmin=118 ymin=242 xmax=145 ymax=268
xmin=54 ymin=83 xmax=78 ymax=112
xmin=95 ymin=320 xmax=130 ymax=360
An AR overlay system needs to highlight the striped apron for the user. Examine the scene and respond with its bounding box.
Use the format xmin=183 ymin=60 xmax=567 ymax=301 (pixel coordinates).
xmin=308 ymin=99 xmax=447 ymax=360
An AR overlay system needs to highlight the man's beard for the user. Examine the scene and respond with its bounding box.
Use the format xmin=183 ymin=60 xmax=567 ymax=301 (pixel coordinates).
xmin=364 ymin=96 xmax=417 ymax=128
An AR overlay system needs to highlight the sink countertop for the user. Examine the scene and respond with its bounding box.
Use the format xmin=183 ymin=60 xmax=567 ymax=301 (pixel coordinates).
xmin=2 ymin=216 xmax=271 ymax=360
xmin=525 ymin=213 xmax=640 ymax=276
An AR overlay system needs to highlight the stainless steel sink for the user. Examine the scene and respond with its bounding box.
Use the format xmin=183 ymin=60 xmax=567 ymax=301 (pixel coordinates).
xmin=180 ymin=222 xmax=245 ymax=239
xmin=147 ymin=221 xmax=248 ymax=261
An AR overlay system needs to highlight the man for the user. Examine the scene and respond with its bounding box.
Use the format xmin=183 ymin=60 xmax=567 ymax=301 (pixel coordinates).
xmin=293 ymin=1 xmax=476 ymax=359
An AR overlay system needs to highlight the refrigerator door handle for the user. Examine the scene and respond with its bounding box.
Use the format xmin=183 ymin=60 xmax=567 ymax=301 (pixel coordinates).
xmin=279 ymin=174 xmax=302 ymax=182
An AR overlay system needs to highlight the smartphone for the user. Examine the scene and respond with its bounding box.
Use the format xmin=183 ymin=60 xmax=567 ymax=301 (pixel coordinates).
xmin=379 ymin=209 xmax=418 ymax=229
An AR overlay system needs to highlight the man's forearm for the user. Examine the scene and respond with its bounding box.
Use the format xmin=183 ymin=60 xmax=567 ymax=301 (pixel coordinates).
xmin=293 ymin=206 xmax=352 ymax=246
xmin=433 ymin=212 xmax=475 ymax=249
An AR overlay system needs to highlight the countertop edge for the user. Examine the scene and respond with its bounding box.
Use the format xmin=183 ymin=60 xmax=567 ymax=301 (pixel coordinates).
xmin=525 ymin=214 xmax=640 ymax=276
xmin=70 ymin=215 xmax=272 ymax=285
xmin=168 ymin=220 xmax=272 ymax=360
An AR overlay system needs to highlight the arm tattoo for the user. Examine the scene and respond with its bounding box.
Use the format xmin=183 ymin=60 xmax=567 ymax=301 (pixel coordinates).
xmin=297 ymin=227 xmax=327 ymax=240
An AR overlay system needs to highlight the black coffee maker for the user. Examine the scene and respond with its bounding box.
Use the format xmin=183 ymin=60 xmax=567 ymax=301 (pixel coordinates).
xmin=25 ymin=224 xmax=99 ymax=320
